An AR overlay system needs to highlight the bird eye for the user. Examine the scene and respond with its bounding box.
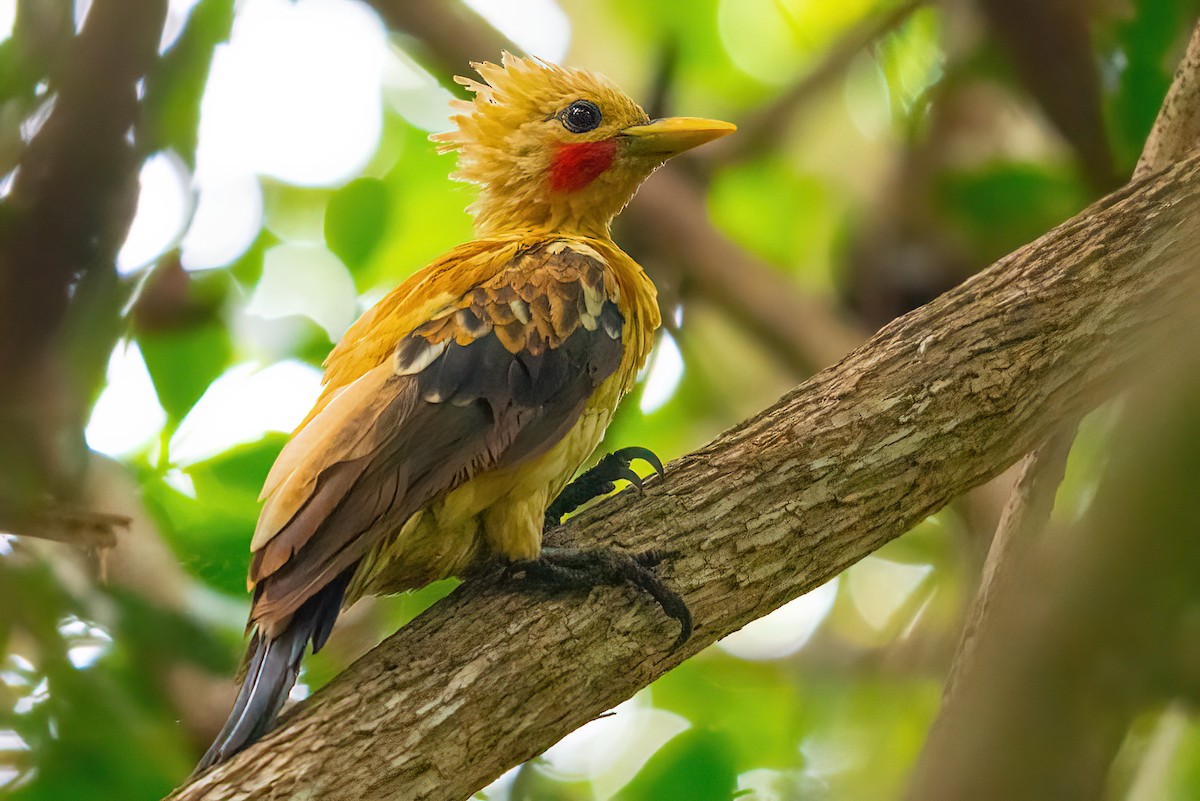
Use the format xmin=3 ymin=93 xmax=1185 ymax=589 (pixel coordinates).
xmin=560 ymin=100 xmax=602 ymax=134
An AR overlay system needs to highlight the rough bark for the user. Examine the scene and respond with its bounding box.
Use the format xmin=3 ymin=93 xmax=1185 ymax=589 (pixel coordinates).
xmin=168 ymin=145 xmax=1200 ymax=800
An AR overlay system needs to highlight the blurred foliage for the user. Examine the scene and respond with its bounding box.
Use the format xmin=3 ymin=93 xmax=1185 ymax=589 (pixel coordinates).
xmin=2 ymin=1 xmax=1199 ymax=800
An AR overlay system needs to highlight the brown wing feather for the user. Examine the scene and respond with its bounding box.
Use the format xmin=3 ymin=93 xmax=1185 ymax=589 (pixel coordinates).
xmin=248 ymin=242 xmax=623 ymax=635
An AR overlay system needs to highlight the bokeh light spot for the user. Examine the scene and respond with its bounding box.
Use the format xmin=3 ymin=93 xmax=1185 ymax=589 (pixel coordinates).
xmin=181 ymin=172 xmax=263 ymax=270
xmin=247 ymin=243 xmax=359 ymax=340
xmin=640 ymin=331 xmax=684 ymax=414
xmin=383 ymin=47 xmax=455 ymax=132
xmin=463 ymin=0 xmax=570 ymax=62
xmin=197 ymin=0 xmax=387 ymax=188
xmin=59 ymin=617 xmax=114 ymax=670
xmin=847 ymin=556 xmax=933 ymax=632
xmin=161 ymin=0 xmax=202 ymax=53
xmin=117 ymin=151 xmax=191 ymax=275
xmin=85 ymin=342 xmax=168 ymax=457
xmin=540 ymin=692 xmax=691 ymax=796
xmin=0 ymin=0 xmax=14 ymax=43
xmin=719 ymin=577 xmax=839 ymax=660
xmin=169 ymin=360 xmax=322 ymax=465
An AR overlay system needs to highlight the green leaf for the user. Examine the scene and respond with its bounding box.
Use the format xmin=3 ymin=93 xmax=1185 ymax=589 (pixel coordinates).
xmin=615 ymin=727 xmax=738 ymax=801
xmin=651 ymin=657 xmax=809 ymax=771
xmin=934 ymin=162 xmax=1087 ymax=264
xmin=363 ymin=123 xmax=471 ymax=290
xmin=107 ymin=589 xmax=234 ymax=674
xmin=2 ymin=565 xmax=193 ymax=801
xmin=137 ymin=321 xmax=233 ymax=427
xmin=708 ymin=157 xmax=839 ymax=288
xmin=144 ymin=434 xmax=287 ymax=594
xmin=199 ymin=431 xmax=288 ymax=491
xmin=8 ymin=652 xmax=192 ymax=801
xmin=325 ymin=177 xmax=392 ymax=274
xmin=1102 ymin=0 xmax=1194 ymax=174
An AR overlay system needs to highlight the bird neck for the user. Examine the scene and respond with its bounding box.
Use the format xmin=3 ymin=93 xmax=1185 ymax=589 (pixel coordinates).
xmin=467 ymin=156 xmax=657 ymax=240
xmin=470 ymin=185 xmax=618 ymax=240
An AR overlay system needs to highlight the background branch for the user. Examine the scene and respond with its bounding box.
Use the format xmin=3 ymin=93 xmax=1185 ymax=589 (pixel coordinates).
xmin=169 ymin=148 xmax=1200 ymax=801
xmin=622 ymin=170 xmax=862 ymax=372
xmin=939 ymin=14 xmax=1200 ymax=702
xmin=0 ymin=0 xmax=165 ymax=379
xmin=978 ymin=0 xmax=1116 ymax=190
xmin=703 ymin=0 xmax=926 ymax=167
xmin=372 ymin=0 xmax=511 ymax=93
xmin=1135 ymin=21 xmax=1200 ymax=180
xmin=934 ymin=426 xmax=1076 ymax=707
xmin=0 ymin=0 xmax=166 ymax=540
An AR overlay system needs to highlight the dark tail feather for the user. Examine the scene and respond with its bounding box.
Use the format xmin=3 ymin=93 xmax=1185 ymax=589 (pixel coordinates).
xmin=195 ymin=568 xmax=353 ymax=772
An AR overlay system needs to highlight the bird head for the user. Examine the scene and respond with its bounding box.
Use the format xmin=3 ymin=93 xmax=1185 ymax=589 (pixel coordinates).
xmin=433 ymin=53 xmax=735 ymax=238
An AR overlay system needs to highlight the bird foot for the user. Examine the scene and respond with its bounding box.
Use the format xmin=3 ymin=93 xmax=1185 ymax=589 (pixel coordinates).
xmin=505 ymin=546 xmax=692 ymax=651
xmin=544 ymin=446 xmax=665 ymax=530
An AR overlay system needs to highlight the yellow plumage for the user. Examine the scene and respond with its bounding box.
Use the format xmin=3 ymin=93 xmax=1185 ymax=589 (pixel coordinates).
xmin=198 ymin=52 xmax=733 ymax=771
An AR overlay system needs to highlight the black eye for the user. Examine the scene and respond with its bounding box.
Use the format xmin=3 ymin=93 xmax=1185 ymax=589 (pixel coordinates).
xmin=560 ymin=100 xmax=602 ymax=134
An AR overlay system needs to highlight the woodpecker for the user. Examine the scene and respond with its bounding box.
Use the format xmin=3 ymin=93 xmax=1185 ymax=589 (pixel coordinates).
xmin=197 ymin=53 xmax=734 ymax=770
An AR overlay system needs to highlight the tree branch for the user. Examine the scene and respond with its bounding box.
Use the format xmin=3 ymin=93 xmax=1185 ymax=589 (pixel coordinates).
xmin=370 ymin=0 xmax=510 ymax=94
xmin=979 ymin=0 xmax=1116 ymax=190
xmin=909 ymin=19 xmax=1200 ymax=796
xmin=0 ymin=0 xmax=165 ymax=377
xmin=169 ymin=145 xmax=1200 ymax=800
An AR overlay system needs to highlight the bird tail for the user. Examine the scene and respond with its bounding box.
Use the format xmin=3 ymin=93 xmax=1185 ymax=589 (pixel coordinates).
xmin=195 ymin=569 xmax=353 ymax=772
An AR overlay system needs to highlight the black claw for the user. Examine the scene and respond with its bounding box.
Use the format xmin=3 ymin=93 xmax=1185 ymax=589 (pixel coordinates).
xmin=544 ymin=446 xmax=667 ymax=530
xmin=624 ymin=563 xmax=692 ymax=651
xmin=501 ymin=561 xmax=525 ymax=582
xmin=505 ymin=546 xmax=692 ymax=650
xmin=613 ymin=446 xmax=665 ymax=479
xmin=614 ymin=464 xmax=644 ymax=492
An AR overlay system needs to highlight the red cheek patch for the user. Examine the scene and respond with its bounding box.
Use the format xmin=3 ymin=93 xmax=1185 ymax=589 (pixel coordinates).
xmin=548 ymin=139 xmax=618 ymax=192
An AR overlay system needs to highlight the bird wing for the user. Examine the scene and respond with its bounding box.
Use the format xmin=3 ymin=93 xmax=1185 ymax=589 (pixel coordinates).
xmin=246 ymin=240 xmax=625 ymax=635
